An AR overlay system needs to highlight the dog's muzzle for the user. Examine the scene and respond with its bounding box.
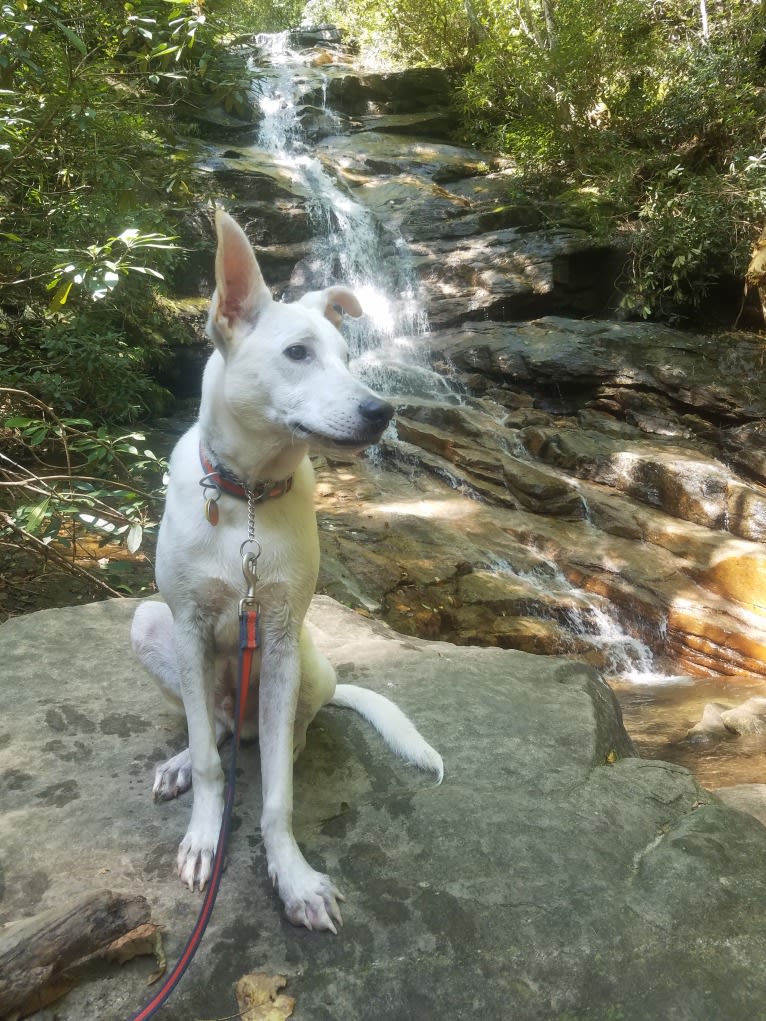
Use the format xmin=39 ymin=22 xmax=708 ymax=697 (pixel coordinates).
xmin=292 ymin=396 xmax=396 ymax=450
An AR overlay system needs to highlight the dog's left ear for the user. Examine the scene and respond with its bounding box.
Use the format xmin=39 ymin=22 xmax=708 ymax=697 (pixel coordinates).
xmin=297 ymin=286 xmax=364 ymax=328
xmin=207 ymin=208 xmax=272 ymax=351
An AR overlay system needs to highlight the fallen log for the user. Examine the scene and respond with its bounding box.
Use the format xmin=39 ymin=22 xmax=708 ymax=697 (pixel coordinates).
xmin=0 ymin=889 xmax=150 ymax=1019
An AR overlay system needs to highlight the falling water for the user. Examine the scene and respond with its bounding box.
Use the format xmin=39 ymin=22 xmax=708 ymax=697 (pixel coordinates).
xmin=483 ymin=554 xmax=664 ymax=681
xmin=248 ymin=34 xmax=454 ymax=402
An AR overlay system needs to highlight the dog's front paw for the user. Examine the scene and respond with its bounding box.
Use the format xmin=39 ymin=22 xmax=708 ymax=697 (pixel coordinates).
xmin=177 ymin=819 xmax=220 ymax=892
xmin=271 ymin=862 xmax=345 ymax=934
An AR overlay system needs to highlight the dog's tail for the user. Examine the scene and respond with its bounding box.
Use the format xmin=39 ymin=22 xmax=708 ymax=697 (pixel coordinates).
xmin=330 ymin=684 xmax=444 ymax=783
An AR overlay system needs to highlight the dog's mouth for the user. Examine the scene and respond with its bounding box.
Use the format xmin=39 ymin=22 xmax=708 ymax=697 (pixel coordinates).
xmin=291 ymin=423 xmax=387 ymax=451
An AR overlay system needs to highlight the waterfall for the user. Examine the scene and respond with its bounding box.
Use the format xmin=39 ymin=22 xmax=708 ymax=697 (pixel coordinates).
xmin=248 ymin=35 xmax=456 ymax=402
xmin=483 ymin=554 xmax=667 ymax=682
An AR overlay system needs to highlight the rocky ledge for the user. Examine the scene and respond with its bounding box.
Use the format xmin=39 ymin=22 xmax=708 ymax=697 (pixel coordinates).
xmin=3 ymin=597 xmax=766 ymax=1021
xmin=311 ymin=314 xmax=766 ymax=683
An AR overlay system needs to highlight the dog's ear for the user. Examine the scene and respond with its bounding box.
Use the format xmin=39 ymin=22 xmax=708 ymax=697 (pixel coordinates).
xmin=297 ymin=286 xmax=364 ymax=328
xmin=207 ymin=209 xmax=271 ymax=350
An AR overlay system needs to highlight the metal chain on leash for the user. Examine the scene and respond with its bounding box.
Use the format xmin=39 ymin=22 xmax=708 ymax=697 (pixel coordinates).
xmin=247 ymin=486 xmax=256 ymax=544
xmin=238 ymin=500 xmax=262 ymax=732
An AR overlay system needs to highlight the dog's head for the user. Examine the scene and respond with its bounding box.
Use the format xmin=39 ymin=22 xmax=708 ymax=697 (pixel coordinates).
xmin=205 ymin=209 xmax=394 ymax=454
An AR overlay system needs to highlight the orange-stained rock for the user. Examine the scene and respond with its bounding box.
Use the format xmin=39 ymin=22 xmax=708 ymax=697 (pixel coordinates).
xmin=703 ymin=548 xmax=766 ymax=613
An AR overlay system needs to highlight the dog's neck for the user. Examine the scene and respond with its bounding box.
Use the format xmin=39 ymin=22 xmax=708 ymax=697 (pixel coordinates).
xmin=199 ymin=411 xmax=306 ymax=485
xmin=198 ymin=359 xmax=307 ymax=486
xmin=200 ymin=427 xmax=305 ymax=487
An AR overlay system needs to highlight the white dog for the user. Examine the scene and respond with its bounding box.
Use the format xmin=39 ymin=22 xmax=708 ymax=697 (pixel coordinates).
xmin=131 ymin=209 xmax=442 ymax=933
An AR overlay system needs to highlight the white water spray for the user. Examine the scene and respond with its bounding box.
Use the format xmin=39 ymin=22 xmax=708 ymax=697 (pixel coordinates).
xmin=484 ymin=554 xmax=665 ymax=682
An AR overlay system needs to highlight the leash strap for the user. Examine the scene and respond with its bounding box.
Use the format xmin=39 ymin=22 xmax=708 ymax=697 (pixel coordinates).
xmin=126 ymin=607 xmax=259 ymax=1021
xmin=238 ymin=607 xmax=260 ymax=730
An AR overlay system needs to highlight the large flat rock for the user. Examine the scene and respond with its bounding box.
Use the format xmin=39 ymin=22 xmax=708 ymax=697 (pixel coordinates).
xmin=2 ymin=597 xmax=766 ymax=1020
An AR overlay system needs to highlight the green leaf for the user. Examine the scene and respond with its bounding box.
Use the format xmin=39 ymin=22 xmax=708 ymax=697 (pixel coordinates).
xmin=26 ymin=426 xmax=48 ymax=445
xmin=48 ymin=279 xmax=73 ymax=311
xmin=25 ymin=499 xmax=51 ymax=535
xmin=125 ymin=265 xmax=165 ymax=279
xmin=54 ymin=20 xmax=88 ymax=55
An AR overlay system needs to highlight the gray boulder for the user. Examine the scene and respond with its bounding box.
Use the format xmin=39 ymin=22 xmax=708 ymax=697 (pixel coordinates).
xmin=3 ymin=597 xmax=766 ymax=1020
xmin=429 ymin=316 xmax=766 ymax=420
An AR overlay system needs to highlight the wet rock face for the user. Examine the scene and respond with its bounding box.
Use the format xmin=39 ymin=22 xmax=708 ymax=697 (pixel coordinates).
xmin=174 ymin=35 xmax=766 ymax=679
xmin=303 ymin=67 xmax=453 ymax=116
xmin=314 ymin=313 xmax=766 ymax=678
xmin=430 ymin=317 xmax=766 ymax=419
xmin=180 ymin=41 xmax=620 ymax=318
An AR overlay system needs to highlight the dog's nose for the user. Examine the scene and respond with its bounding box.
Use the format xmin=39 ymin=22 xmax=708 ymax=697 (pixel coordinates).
xmin=358 ymin=396 xmax=395 ymax=429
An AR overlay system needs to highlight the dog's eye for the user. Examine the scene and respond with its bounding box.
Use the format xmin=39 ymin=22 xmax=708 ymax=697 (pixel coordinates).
xmin=284 ymin=344 xmax=309 ymax=361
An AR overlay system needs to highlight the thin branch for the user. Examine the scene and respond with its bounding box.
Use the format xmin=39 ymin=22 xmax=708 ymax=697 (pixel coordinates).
xmin=1 ymin=388 xmax=73 ymax=476
xmin=0 ymin=512 xmax=125 ymax=599
xmin=0 ymin=458 xmax=160 ymax=503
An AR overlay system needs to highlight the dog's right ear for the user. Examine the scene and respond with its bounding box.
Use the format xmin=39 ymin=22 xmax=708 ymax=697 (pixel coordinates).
xmin=207 ymin=209 xmax=271 ymax=352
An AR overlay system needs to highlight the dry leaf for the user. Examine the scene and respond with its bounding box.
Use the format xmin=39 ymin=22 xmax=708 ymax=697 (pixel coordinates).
xmin=235 ymin=972 xmax=295 ymax=1021
xmin=104 ymin=922 xmax=166 ymax=984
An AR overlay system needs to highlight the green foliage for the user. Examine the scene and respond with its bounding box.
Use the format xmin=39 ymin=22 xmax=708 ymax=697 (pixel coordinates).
xmin=47 ymin=229 xmax=177 ymax=308
xmin=0 ymin=0 xmax=294 ymax=433
xmin=0 ymin=388 xmax=168 ymax=598
xmin=1 ymin=313 xmax=169 ymax=420
xmin=315 ymin=0 xmax=766 ymax=320
xmin=0 ymin=0 xmax=308 ymax=604
xmin=117 ymin=0 xmax=255 ymax=115
xmin=620 ymin=158 xmax=766 ymax=318
xmin=461 ymin=0 xmax=653 ymax=165
xmin=213 ymin=0 xmax=306 ymax=36
xmin=608 ymin=9 xmax=766 ymax=317
xmin=303 ymin=0 xmax=480 ymax=67
xmin=1 ymin=0 xmax=192 ymax=423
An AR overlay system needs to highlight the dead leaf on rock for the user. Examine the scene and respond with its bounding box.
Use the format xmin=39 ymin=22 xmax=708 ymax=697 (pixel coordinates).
xmin=235 ymin=973 xmax=295 ymax=1021
xmin=103 ymin=922 xmax=166 ymax=984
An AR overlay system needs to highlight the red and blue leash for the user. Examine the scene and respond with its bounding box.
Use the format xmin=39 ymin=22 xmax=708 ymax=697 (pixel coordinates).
xmin=126 ymin=603 xmax=259 ymax=1021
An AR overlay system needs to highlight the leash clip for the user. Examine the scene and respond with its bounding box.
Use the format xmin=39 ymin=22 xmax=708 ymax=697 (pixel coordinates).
xmin=238 ymin=539 xmax=261 ymax=618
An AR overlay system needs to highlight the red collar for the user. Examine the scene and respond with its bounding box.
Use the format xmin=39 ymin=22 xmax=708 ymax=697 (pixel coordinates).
xmin=199 ymin=443 xmax=293 ymax=504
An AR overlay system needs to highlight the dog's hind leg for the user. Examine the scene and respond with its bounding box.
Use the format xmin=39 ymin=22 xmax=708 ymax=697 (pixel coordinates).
xmin=293 ymin=626 xmax=337 ymax=761
xmin=152 ymin=721 xmax=229 ymax=801
xmin=131 ymin=601 xmax=182 ymax=706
